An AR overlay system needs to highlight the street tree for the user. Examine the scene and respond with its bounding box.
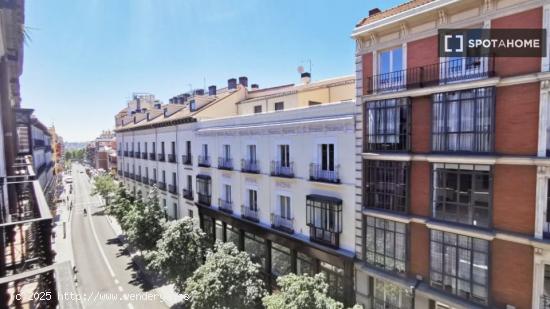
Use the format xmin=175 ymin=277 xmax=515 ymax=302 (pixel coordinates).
xmin=109 ymin=184 xmax=134 ymax=230
xmin=184 ymin=242 xmax=266 ymax=309
xmin=147 ymin=217 xmax=208 ymax=294
xmin=262 ymin=273 xmax=345 ymax=309
xmin=124 ymin=186 xmax=165 ymax=252
xmin=91 ymin=174 xmax=117 ymax=206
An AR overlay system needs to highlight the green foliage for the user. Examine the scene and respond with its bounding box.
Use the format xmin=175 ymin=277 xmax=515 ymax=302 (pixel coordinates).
xmin=124 ymin=186 xmax=166 ymax=251
xmin=91 ymin=174 xmax=117 ymax=206
xmin=262 ymin=273 xmax=344 ymax=309
xmin=185 ymin=242 xmax=266 ymax=309
xmin=109 ymin=184 xmax=134 ymax=230
xmin=64 ymin=149 xmax=85 ymax=161
xmin=147 ymin=217 xmax=209 ymax=294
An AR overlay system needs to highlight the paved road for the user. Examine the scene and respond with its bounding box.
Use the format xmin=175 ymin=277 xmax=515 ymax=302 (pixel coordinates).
xmin=70 ymin=163 xmax=167 ymax=309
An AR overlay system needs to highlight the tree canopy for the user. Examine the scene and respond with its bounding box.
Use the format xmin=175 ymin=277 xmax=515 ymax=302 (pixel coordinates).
xmin=91 ymin=174 xmax=117 ymax=206
xmin=262 ymin=273 xmax=344 ymax=309
xmin=184 ymin=242 xmax=266 ymax=309
xmin=147 ymin=217 xmax=209 ymax=294
xmin=124 ymin=186 xmax=165 ymax=252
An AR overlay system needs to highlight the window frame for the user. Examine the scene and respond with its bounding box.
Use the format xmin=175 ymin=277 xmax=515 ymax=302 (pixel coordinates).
xmin=431 ymin=163 xmax=492 ymax=229
xmin=365 ymin=98 xmax=411 ymax=152
xmin=364 ymin=216 xmax=408 ymax=275
xmin=364 ymin=160 xmax=409 ymax=213
xmin=431 ymin=87 xmax=495 ymax=153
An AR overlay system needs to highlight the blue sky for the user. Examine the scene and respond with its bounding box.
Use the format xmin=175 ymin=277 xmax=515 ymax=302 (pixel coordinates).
xmin=21 ymin=0 xmax=403 ymax=142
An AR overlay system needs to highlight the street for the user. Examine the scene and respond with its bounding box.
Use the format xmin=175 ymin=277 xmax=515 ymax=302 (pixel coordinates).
xmin=70 ymin=163 xmax=167 ymax=309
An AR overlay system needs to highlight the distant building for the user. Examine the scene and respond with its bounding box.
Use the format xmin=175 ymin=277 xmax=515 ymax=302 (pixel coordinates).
xmin=88 ymin=130 xmax=117 ymax=172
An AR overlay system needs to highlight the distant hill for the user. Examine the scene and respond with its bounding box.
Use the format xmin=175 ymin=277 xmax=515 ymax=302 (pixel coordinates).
xmin=64 ymin=142 xmax=88 ymax=151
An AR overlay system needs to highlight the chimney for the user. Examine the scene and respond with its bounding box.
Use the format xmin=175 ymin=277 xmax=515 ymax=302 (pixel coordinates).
xmin=208 ymin=85 xmax=217 ymax=96
xmin=369 ymin=8 xmax=381 ymax=16
xmin=251 ymin=84 xmax=259 ymax=90
xmin=228 ymin=78 xmax=237 ymax=90
xmin=301 ymin=72 xmax=311 ymax=84
xmin=194 ymin=89 xmax=204 ymax=96
xmin=238 ymin=76 xmax=248 ymax=88
xmin=154 ymin=103 xmax=161 ymax=109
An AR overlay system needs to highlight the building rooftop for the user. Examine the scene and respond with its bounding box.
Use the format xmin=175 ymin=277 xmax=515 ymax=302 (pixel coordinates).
xmin=355 ymin=0 xmax=434 ymax=27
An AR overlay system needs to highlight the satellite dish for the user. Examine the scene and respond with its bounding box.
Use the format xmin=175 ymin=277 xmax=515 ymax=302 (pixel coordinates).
xmin=297 ymin=66 xmax=305 ymax=74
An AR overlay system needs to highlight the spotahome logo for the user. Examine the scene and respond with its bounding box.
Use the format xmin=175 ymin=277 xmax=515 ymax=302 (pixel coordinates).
xmin=439 ymin=29 xmax=546 ymax=57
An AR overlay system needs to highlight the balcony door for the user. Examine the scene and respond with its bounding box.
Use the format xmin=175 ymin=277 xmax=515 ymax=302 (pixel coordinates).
xmin=223 ymin=145 xmax=231 ymax=160
xmin=279 ymin=195 xmax=291 ymax=220
xmin=279 ymin=144 xmax=290 ymax=167
xmin=248 ymin=189 xmax=258 ymax=211
xmin=378 ymin=46 xmax=403 ymax=91
xmin=319 ymin=143 xmax=335 ymax=172
xmin=247 ymin=144 xmax=257 ymax=161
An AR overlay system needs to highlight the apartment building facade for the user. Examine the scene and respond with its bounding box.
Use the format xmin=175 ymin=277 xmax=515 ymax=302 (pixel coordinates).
xmin=353 ymin=0 xmax=550 ymax=308
xmin=115 ymin=75 xmax=359 ymax=304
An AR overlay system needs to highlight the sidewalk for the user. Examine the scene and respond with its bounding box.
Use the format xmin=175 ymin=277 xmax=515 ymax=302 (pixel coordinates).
xmin=102 ymin=205 xmax=185 ymax=307
xmin=52 ymin=185 xmax=75 ymax=268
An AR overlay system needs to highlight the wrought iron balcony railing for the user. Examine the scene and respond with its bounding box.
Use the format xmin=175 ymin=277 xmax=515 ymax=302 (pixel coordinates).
xmin=150 ymin=179 xmax=156 ymax=186
xmin=158 ymin=153 xmax=166 ymax=162
xmin=168 ymin=184 xmax=178 ymax=194
xmin=241 ymin=204 xmax=259 ymax=222
xmin=183 ymin=188 xmax=194 ymax=200
xmin=309 ymin=163 xmax=340 ymax=184
xmin=271 ymin=213 xmax=294 ymax=234
xmin=124 ymin=171 xmax=129 ymax=178
xmin=182 ymin=154 xmax=192 ymax=166
xmin=198 ymin=193 xmax=211 ymax=206
xmin=135 ymin=152 xmax=141 ymax=159
xmin=218 ymin=198 xmax=233 ymax=213
xmin=308 ymin=226 xmax=340 ymax=248
xmin=168 ymin=154 xmax=177 ymax=163
xmin=158 ymin=182 xmax=166 ymax=191
xmin=218 ymin=157 xmax=233 ymax=170
xmin=198 ymin=155 xmax=210 ymax=167
xmin=241 ymin=159 xmax=260 ymax=173
xmin=117 ymin=150 xmax=122 ymax=156
xmin=142 ymin=176 xmax=149 ymax=185
xmin=129 ymin=151 xmax=134 ymax=158
xmin=365 ymin=57 xmax=495 ymax=94
xmin=149 ymin=152 xmax=156 ymax=160
xmin=270 ymin=161 xmax=294 ymax=178
xmin=124 ymin=151 xmax=129 ymax=157
xmin=541 ymin=295 xmax=550 ymax=309
xmin=141 ymin=152 xmax=147 ymax=159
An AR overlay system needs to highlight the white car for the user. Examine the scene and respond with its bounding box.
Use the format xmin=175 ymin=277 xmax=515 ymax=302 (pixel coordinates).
xmin=65 ymin=176 xmax=73 ymax=184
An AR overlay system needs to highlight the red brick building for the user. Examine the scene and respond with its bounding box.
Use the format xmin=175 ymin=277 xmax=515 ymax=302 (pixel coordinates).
xmin=352 ymin=1 xmax=550 ymax=308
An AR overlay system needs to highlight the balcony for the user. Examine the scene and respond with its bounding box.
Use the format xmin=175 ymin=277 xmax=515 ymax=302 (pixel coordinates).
xmin=117 ymin=170 xmax=122 ymax=177
xmin=135 ymin=152 xmax=141 ymax=159
xmin=158 ymin=153 xmax=166 ymax=162
xmin=142 ymin=176 xmax=149 ymax=185
xmin=270 ymin=161 xmax=294 ymax=178
xmin=150 ymin=179 xmax=156 ymax=186
xmin=241 ymin=159 xmax=260 ymax=173
xmin=168 ymin=154 xmax=177 ymax=163
xmin=241 ymin=205 xmax=259 ymax=222
xmin=365 ymin=57 xmax=495 ymax=94
xmin=218 ymin=198 xmax=233 ymax=213
xmin=124 ymin=151 xmax=129 ymax=157
xmin=183 ymin=188 xmax=194 ymax=200
xmin=168 ymin=184 xmax=178 ymax=194
xmin=198 ymin=193 xmax=211 ymax=206
xmin=309 ymin=163 xmax=340 ymax=184
xmin=124 ymin=171 xmax=129 ymax=178
xmin=129 ymin=173 xmax=135 ymax=180
xmin=218 ymin=157 xmax=233 ymax=170
xmin=117 ymin=150 xmax=122 ymax=156
xmin=198 ymin=155 xmax=210 ymax=167
xmin=371 ymin=296 xmax=412 ymax=309
xmin=158 ymin=182 xmax=166 ymax=191
xmin=141 ymin=152 xmax=147 ymax=159
xmin=149 ymin=152 xmax=156 ymax=160
xmin=544 ymin=220 xmax=550 ymax=239
xmin=182 ymin=154 xmax=193 ymax=166
xmin=309 ymin=227 xmax=340 ymax=248
xmin=271 ymin=213 xmax=294 ymax=234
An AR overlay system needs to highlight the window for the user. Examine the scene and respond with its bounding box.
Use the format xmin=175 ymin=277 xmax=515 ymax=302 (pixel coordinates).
xmin=306 ymin=195 xmax=343 ymax=247
xmin=202 ymin=144 xmax=208 ymax=157
xmin=247 ymin=144 xmax=257 ymax=161
xmin=297 ymin=252 xmax=314 ymax=275
xmin=433 ymin=163 xmax=491 ymax=228
xmin=223 ymin=144 xmax=231 ymax=159
xmin=274 ymin=102 xmax=284 ymax=111
xmin=187 ymin=175 xmax=192 ymax=191
xmin=248 ymin=189 xmax=258 ymax=211
xmin=223 ymin=184 xmax=232 ymax=202
xmin=308 ymin=101 xmax=321 ymax=106
xmin=190 ymin=100 xmax=196 ymax=111
xmin=144 ymin=142 xmax=147 ymax=153
xmin=279 ymin=195 xmax=291 ymax=219
xmin=162 ymin=170 xmax=166 ymax=183
xmin=320 ymin=143 xmax=335 ymax=171
xmin=378 ymin=46 xmax=404 ymax=90
xmin=279 ymin=144 xmax=290 ymax=167
xmin=226 ymin=224 xmax=239 ymax=248
xmin=137 ymin=142 xmax=140 ymax=152
xmin=171 ymin=141 xmax=176 ymax=155
xmin=432 ymin=87 xmax=494 ymax=152
xmin=365 ymin=98 xmax=411 ymax=152
xmin=271 ymin=242 xmax=292 ymax=277
xmin=172 ymin=172 xmax=176 ymax=186
xmin=152 ymin=142 xmax=156 ymax=153
xmin=319 ymin=261 xmax=345 ymax=302
xmin=145 ymin=167 xmax=148 ymax=179
xmin=365 ymin=216 xmax=407 ymax=274
xmin=372 ymin=278 xmax=413 ymax=309
xmin=254 ymin=105 xmax=262 ymax=113
xmin=186 ymin=141 xmax=191 ymax=156
xmin=153 ymin=168 xmax=157 ymax=181
xmin=245 ymin=233 xmax=266 ymax=268
xmin=161 ymin=141 xmax=165 ymax=154
xmin=430 ymin=230 xmax=489 ymax=305
xmin=188 ymin=210 xmax=193 ymax=218
xmin=173 ymin=203 xmax=178 ymax=219
xmin=364 ymin=160 xmax=409 ymax=213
